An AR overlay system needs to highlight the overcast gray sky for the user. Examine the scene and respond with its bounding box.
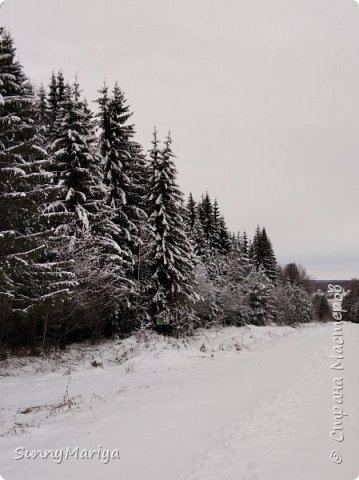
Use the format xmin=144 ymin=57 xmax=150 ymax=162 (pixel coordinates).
xmin=2 ymin=0 xmax=359 ymax=279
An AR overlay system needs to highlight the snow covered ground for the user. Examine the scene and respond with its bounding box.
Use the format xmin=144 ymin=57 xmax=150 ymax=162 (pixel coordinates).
xmin=1 ymin=322 xmax=359 ymax=480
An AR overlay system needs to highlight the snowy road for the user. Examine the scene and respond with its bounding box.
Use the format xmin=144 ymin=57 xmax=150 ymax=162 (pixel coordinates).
xmin=1 ymin=323 xmax=359 ymax=480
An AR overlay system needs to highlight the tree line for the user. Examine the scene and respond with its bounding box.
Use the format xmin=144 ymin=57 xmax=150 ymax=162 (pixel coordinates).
xmin=0 ymin=28 xmax=327 ymax=353
xmin=343 ymin=280 xmax=359 ymax=323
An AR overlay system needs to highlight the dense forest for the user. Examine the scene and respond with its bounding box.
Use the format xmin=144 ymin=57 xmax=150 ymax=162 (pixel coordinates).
xmin=0 ymin=28 xmax=331 ymax=353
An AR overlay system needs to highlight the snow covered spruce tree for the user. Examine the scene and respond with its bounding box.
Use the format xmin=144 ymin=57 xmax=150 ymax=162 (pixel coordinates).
xmin=97 ymin=83 xmax=147 ymax=269
xmin=147 ymin=131 xmax=198 ymax=333
xmin=250 ymin=226 xmax=278 ymax=281
xmin=36 ymin=84 xmax=47 ymax=127
xmin=126 ymin=140 xmax=151 ymax=275
xmin=185 ymin=193 xmax=197 ymax=235
xmin=198 ymin=192 xmax=214 ymax=249
xmin=195 ymin=193 xmax=231 ymax=258
xmin=48 ymin=79 xmax=107 ymax=236
xmin=191 ymin=215 xmax=209 ymax=258
xmin=44 ymin=71 xmax=66 ymax=134
xmin=211 ymin=199 xmax=222 ymax=251
xmin=184 ymin=193 xmax=208 ymax=258
xmin=245 ymin=267 xmax=277 ymax=326
xmin=237 ymin=231 xmax=253 ymax=277
xmin=46 ymin=78 xmax=132 ymax=343
xmin=97 ymin=83 xmax=148 ymax=329
xmin=218 ymin=217 xmax=231 ymax=254
xmin=0 ymin=29 xmax=74 ymax=350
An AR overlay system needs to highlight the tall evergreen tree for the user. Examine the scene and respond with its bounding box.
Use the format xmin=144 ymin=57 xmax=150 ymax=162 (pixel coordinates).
xmin=191 ymin=215 xmax=209 ymax=258
xmin=237 ymin=231 xmax=252 ymax=277
xmin=97 ymin=83 xmax=145 ymax=277
xmin=128 ymin=140 xmax=149 ymax=214
xmin=57 ymin=71 xmax=65 ymax=103
xmin=211 ymin=198 xmax=222 ymax=251
xmin=218 ymin=216 xmax=231 ymax=254
xmin=241 ymin=231 xmax=249 ymax=255
xmin=47 ymin=72 xmax=58 ymax=129
xmin=198 ymin=192 xmax=214 ymax=247
xmin=46 ymin=71 xmax=66 ymax=134
xmin=47 ymin=79 xmax=104 ymax=236
xmin=36 ymin=84 xmax=47 ymax=127
xmin=147 ymin=132 xmax=197 ymax=329
xmin=186 ymin=193 xmax=197 ymax=234
xmin=184 ymin=193 xmax=209 ymax=258
xmin=250 ymin=226 xmax=277 ymax=281
xmin=0 ymin=29 xmax=73 ymax=347
xmin=246 ymin=267 xmax=276 ymax=326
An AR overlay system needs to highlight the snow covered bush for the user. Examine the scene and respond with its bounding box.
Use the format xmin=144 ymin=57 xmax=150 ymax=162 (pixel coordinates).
xmin=275 ymin=283 xmax=314 ymax=326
